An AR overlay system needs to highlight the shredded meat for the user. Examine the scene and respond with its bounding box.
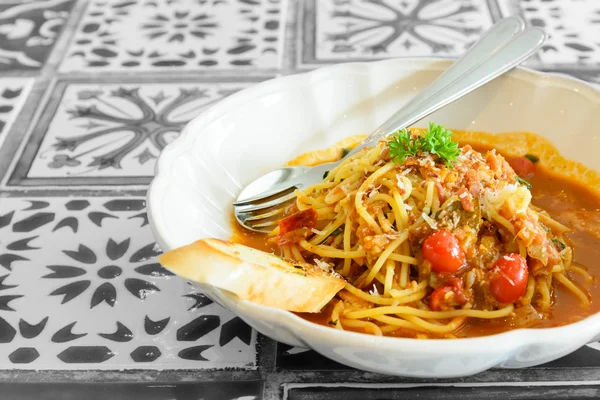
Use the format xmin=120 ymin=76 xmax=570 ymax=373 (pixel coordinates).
xmin=457 ymin=186 xmax=475 ymax=212
xmin=486 ymin=150 xmax=516 ymax=182
xmin=276 ymin=208 xmax=318 ymax=246
xmin=362 ymin=235 xmax=392 ymax=254
xmin=337 ymin=289 xmax=373 ymax=309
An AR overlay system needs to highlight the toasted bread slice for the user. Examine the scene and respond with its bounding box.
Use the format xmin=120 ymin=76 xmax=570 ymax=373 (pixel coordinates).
xmin=158 ymin=238 xmax=346 ymax=313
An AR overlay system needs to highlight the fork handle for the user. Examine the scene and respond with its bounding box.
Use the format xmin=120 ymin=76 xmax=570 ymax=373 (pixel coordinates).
xmin=345 ymin=18 xmax=546 ymax=158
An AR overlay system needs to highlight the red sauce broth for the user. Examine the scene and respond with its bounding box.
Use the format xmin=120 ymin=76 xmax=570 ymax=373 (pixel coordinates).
xmin=230 ymin=140 xmax=600 ymax=338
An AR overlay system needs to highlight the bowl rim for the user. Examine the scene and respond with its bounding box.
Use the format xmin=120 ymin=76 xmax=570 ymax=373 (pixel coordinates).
xmin=147 ymin=57 xmax=600 ymax=351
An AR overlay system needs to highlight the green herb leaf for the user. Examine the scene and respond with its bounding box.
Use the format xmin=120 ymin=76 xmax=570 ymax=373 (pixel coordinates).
xmin=516 ymin=176 xmax=532 ymax=189
xmin=387 ymin=122 xmax=460 ymax=167
xmin=525 ymin=154 xmax=539 ymax=163
xmin=331 ymin=228 xmax=343 ymax=236
xmin=341 ymin=148 xmax=351 ymax=158
xmin=552 ymin=237 xmax=566 ymax=251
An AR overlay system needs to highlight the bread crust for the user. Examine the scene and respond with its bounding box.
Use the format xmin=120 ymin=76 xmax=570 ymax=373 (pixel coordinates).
xmin=158 ymin=238 xmax=346 ymax=313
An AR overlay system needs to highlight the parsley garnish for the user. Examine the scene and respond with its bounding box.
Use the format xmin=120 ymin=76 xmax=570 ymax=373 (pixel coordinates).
xmin=552 ymin=237 xmax=566 ymax=251
xmin=516 ymin=176 xmax=532 ymax=189
xmin=525 ymin=154 xmax=539 ymax=163
xmin=331 ymin=228 xmax=343 ymax=236
xmin=387 ymin=122 xmax=460 ymax=167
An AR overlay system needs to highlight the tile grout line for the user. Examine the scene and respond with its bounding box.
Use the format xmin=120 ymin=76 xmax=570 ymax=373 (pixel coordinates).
xmin=0 ymin=0 xmax=90 ymax=187
xmin=2 ymin=0 xmax=600 ymax=397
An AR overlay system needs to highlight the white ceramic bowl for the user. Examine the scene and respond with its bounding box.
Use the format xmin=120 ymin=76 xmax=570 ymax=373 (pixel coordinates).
xmin=147 ymin=58 xmax=600 ymax=378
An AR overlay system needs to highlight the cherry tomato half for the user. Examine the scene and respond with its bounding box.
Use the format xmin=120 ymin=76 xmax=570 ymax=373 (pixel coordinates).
xmin=489 ymin=253 xmax=529 ymax=304
xmin=429 ymin=286 xmax=453 ymax=311
xmin=422 ymin=230 xmax=466 ymax=273
xmin=509 ymin=157 xmax=535 ymax=179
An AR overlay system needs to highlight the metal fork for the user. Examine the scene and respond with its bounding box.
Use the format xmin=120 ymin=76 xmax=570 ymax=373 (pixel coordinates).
xmin=233 ymin=16 xmax=546 ymax=233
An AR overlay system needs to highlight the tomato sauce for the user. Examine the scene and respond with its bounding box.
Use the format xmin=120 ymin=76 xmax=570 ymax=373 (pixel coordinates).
xmin=230 ymin=134 xmax=600 ymax=338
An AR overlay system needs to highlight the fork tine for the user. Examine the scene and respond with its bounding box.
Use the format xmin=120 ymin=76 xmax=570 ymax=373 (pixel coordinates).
xmin=233 ymin=183 xmax=297 ymax=206
xmin=242 ymin=206 xmax=287 ymax=222
xmin=235 ymin=191 xmax=297 ymax=213
xmin=247 ymin=219 xmax=280 ymax=229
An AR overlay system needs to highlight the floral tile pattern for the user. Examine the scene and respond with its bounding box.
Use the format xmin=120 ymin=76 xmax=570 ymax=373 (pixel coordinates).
xmin=300 ymin=0 xmax=494 ymax=66
xmin=0 ymin=0 xmax=599 ymax=397
xmin=498 ymin=0 xmax=600 ymax=65
xmin=0 ymin=381 xmax=263 ymax=400
xmin=0 ymin=0 xmax=75 ymax=70
xmin=0 ymin=78 xmax=33 ymax=148
xmin=558 ymin=70 xmax=600 ymax=88
xmin=283 ymin=383 xmax=600 ymax=400
xmin=0 ymin=197 xmax=256 ymax=369
xmin=7 ymin=81 xmax=254 ymax=187
xmin=276 ymin=343 xmax=346 ymax=371
xmin=59 ymin=0 xmax=286 ymax=72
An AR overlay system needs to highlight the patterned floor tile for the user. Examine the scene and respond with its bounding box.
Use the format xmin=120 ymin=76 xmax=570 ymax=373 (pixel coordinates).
xmin=276 ymin=343 xmax=347 ymax=371
xmin=0 ymin=0 xmax=75 ymax=71
xmin=0 ymin=381 xmax=263 ymax=400
xmin=0 ymin=78 xmax=33 ymax=148
xmin=59 ymin=0 xmax=286 ymax=72
xmin=283 ymin=383 xmax=600 ymax=400
xmin=7 ymin=80 xmax=255 ymax=187
xmin=300 ymin=0 xmax=494 ymax=66
xmin=498 ymin=0 xmax=600 ymax=65
xmin=0 ymin=197 xmax=256 ymax=369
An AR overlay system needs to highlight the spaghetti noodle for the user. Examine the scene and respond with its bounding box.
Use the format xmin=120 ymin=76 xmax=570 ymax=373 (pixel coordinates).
xmin=236 ymin=126 xmax=598 ymax=338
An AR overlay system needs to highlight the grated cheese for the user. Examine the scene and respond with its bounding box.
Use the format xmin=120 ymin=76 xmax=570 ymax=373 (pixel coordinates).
xmin=422 ymin=212 xmax=438 ymax=229
xmin=369 ymin=284 xmax=380 ymax=296
xmin=314 ymin=259 xmax=332 ymax=272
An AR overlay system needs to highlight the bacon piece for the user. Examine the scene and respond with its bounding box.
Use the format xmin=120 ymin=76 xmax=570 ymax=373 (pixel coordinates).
xmin=276 ymin=208 xmax=318 ymax=246
xmin=465 ymin=169 xmax=482 ymax=196
xmin=278 ymin=208 xmax=318 ymax=234
xmin=429 ymin=278 xmax=469 ymax=311
xmin=435 ymin=181 xmax=447 ymax=203
xmin=276 ymin=228 xmax=310 ymax=246
xmin=486 ymin=151 xmax=516 ymax=181
xmin=457 ymin=186 xmax=475 ymax=212
xmin=338 ymin=289 xmax=373 ymax=309
xmin=363 ymin=235 xmax=392 ymax=254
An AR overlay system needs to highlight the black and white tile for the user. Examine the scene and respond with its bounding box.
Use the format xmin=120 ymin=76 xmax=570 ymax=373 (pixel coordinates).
xmin=0 ymin=0 xmax=599 ymax=397
xmin=283 ymin=383 xmax=600 ymax=400
xmin=276 ymin=343 xmax=347 ymax=371
xmin=6 ymin=80 xmax=256 ymax=187
xmin=498 ymin=0 xmax=600 ymax=66
xmin=300 ymin=0 xmax=494 ymax=67
xmin=0 ymin=78 xmax=33 ymax=148
xmin=0 ymin=0 xmax=75 ymax=71
xmin=0 ymin=197 xmax=256 ymax=369
xmin=59 ymin=0 xmax=286 ymax=72
xmin=0 ymin=381 xmax=263 ymax=400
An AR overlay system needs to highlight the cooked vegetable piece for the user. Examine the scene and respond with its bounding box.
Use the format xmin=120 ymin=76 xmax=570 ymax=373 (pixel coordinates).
xmin=278 ymin=208 xmax=318 ymax=234
xmin=525 ymin=154 xmax=539 ymax=163
xmin=510 ymin=156 xmax=536 ymax=178
xmin=489 ymin=254 xmax=529 ymax=303
xmin=422 ymin=230 xmax=465 ymax=273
